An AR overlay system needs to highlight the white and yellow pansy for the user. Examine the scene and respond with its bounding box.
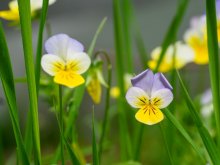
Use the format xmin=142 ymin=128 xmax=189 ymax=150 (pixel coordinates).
xmin=148 ymin=42 xmax=194 ymax=72
xmin=41 ymin=34 xmax=91 ymax=88
xmin=0 ymin=0 xmax=56 ymax=21
xmin=184 ymin=16 xmax=209 ymax=64
xmin=126 ymin=69 xmax=173 ymax=125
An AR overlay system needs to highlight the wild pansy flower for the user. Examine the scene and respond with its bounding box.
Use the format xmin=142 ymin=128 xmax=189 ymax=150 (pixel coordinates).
xmin=184 ymin=16 xmax=209 ymax=64
xmin=148 ymin=42 xmax=194 ymax=72
xmin=126 ymin=69 xmax=173 ymax=125
xmin=0 ymin=0 xmax=56 ymax=21
xmin=41 ymin=34 xmax=91 ymax=88
xmin=110 ymin=73 xmax=133 ymax=99
xmin=86 ymin=59 xmax=108 ymax=104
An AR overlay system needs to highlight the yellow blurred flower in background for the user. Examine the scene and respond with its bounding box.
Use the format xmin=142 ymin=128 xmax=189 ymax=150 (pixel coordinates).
xmin=110 ymin=73 xmax=133 ymax=99
xmin=0 ymin=0 xmax=56 ymax=21
xmin=148 ymin=42 xmax=194 ymax=72
xmin=184 ymin=16 xmax=209 ymax=64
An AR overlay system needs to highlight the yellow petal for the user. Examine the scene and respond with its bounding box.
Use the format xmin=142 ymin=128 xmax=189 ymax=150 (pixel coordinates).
xmin=192 ymin=45 xmax=209 ymax=64
xmin=0 ymin=10 xmax=19 ymax=21
xmin=135 ymin=106 xmax=164 ymax=125
xmin=87 ymin=78 xmax=101 ymax=104
xmin=54 ymin=71 xmax=85 ymax=88
xmin=186 ymin=35 xmax=209 ymax=64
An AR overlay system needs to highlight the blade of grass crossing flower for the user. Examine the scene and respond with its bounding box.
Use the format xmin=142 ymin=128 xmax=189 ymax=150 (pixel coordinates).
xmin=51 ymin=17 xmax=107 ymax=164
xmin=155 ymin=0 xmax=189 ymax=72
xmin=176 ymin=70 xmax=220 ymax=164
xmin=92 ymin=109 xmax=99 ymax=165
xmin=35 ymin=0 xmax=49 ymax=92
xmin=64 ymin=138 xmax=81 ymax=165
xmin=113 ymin=0 xmax=132 ymax=160
xmin=0 ymin=22 xmax=29 ymax=165
xmin=163 ymin=109 xmax=206 ymax=163
xmin=206 ymin=0 xmax=220 ymax=148
xmin=17 ymin=0 xmax=41 ymax=164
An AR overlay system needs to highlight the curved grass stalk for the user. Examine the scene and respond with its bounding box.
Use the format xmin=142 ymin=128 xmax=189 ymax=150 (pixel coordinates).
xmin=17 ymin=0 xmax=41 ymax=164
xmin=206 ymin=0 xmax=220 ymax=148
xmin=0 ymin=22 xmax=29 ymax=165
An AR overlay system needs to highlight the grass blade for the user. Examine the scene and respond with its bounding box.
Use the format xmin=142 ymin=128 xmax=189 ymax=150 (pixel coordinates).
xmin=92 ymin=109 xmax=99 ymax=165
xmin=206 ymin=0 xmax=220 ymax=147
xmin=0 ymin=125 xmax=3 ymax=164
xmin=95 ymin=51 xmax=112 ymax=162
xmin=163 ymin=109 xmax=205 ymax=163
xmin=64 ymin=138 xmax=81 ymax=165
xmin=176 ymin=70 xmax=220 ymax=164
xmin=155 ymin=0 xmax=189 ymax=72
xmin=17 ymin=0 xmax=41 ymax=164
xmin=0 ymin=22 xmax=29 ymax=165
xmin=35 ymin=0 xmax=49 ymax=92
xmin=113 ymin=0 xmax=132 ymax=160
xmin=25 ymin=0 xmax=49 ymax=154
xmin=121 ymin=0 xmax=134 ymax=73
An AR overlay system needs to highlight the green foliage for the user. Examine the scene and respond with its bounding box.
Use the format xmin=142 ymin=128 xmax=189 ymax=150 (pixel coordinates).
xmin=0 ymin=22 xmax=29 ymax=165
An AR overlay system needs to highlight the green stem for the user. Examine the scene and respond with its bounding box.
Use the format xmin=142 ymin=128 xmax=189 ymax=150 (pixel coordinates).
xmin=0 ymin=125 xmax=3 ymax=165
xmin=160 ymin=123 xmax=174 ymax=165
xmin=93 ymin=51 xmax=112 ymax=162
xmin=59 ymin=85 xmax=65 ymax=165
xmin=35 ymin=0 xmax=49 ymax=93
xmin=206 ymin=0 xmax=220 ymax=148
xmin=17 ymin=0 xmax=41 ymax=164
xmin=113 ymin=0 xmax=132 ymax=160
xmin=133 ymin=124 xmax=144 ymax=161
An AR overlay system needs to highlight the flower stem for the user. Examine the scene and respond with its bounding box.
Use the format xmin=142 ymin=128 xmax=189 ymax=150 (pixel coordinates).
xmin=59 ymin=85 xmax=65 ymax=165
xmin=93 ymin=51 xmax=112 ymax=163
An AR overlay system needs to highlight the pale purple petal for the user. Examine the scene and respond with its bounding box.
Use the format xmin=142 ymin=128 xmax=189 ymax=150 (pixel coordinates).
xmin=131 ymin=69 xmax=154 ymax=95
xmin=216 ymin=0 xmax=220 ymax=15
xmin=151 ymin=73 xmax=173 ymax=94
xmin=45 ymin=34 xmax=84 ymax=59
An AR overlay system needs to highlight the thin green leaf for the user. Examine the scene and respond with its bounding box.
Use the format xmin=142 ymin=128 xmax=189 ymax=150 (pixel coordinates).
xmin=64 ymin=138 xmax=81 ymax=165
xmin=206 ymin=0 xmax=220 ymax=147
xmin=121 ymin=0 xmax=134 ymax=73
xmin=87 ymin=17 xmax=107 ymax=56
xmin=0 ymin=22 xmax=29 ymax=165
xmin=113 ymin=0 xmax=132 ymax=160
xmin=25 ymin=0 xmax=49 ymax=154
xmin=163 ymin=109 xmax=205 ymax=163
xmin=155 ymin=0 xmax=189 ymax=72
xmin=95 ymin=51 xmax=112 ymax=162
xmin=17 ymin=0 xmax=41 ymax=164
xmin=176 ymin=70 xmax=220 ymax=164
xmin=133 ymin=124 xmax=144 ymax=161
xmin=92 ymin=110 xmax=99 ymax=165
xmin=35 ymin=0 xmax=49 ymax=92
xmin=0 ymin=126 xmax=3 ymax=165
